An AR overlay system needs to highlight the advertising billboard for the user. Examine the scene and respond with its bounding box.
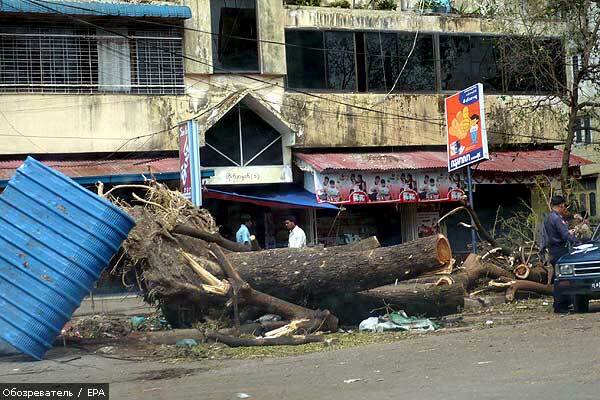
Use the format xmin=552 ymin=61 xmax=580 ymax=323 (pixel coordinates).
xmin=178 ymin=120 xmax=202 ymax=206
xmin=445 ymin=83 xmax=489 ymax=172
xmin=313 ymin=169 xmax=465 ymax=205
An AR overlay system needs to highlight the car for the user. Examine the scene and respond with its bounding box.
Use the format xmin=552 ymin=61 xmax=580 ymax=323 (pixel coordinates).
xmin=554 ymin=224 xmax=600 ymax=313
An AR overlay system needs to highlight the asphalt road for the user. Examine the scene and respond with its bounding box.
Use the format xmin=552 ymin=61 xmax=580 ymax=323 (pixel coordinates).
xmin=2 ymin=310 xmax=600 ymax=400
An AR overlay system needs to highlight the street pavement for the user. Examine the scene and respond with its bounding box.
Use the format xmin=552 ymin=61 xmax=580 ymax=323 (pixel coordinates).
xmin=1 ymin=309 xmax=600 ymax=400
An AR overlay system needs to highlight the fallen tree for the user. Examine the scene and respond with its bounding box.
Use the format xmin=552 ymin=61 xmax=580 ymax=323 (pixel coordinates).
xmin=357 ymin=283 xmax=465 ymax=317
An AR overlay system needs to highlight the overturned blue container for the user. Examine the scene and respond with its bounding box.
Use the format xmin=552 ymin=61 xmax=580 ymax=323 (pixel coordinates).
xmin=0 ymin=157 xmax=135 ymax=360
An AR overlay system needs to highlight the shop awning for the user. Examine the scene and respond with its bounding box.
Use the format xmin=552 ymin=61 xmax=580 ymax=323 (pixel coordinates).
xmin=0 ymin=156 xmax=213 ymax=187
xmin=294 ymin=149 xmax=594 ymax=206
xmin=295 ymin=150 xmax=591 ymax=173
xmin=203 ymin=185 xmax=339 ymax=210
xmin=0 ymin=0 xmax=192 ymax=19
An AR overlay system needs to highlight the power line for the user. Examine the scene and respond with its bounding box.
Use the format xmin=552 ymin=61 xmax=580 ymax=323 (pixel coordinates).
xmin=23 ymin=0 xmax=444 ymax=126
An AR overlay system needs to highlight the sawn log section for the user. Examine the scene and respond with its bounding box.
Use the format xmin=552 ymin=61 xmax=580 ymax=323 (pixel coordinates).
xmin=226 ymin=234 xmax=452 ymax=301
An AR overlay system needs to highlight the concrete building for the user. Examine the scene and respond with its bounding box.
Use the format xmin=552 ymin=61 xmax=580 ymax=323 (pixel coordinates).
xmin=0 ymin=0 xmax=593 ymax=251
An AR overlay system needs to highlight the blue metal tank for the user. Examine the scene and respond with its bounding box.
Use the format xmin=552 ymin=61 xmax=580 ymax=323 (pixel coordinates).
xmin=0 ymin=157 xmax=135 ymax=360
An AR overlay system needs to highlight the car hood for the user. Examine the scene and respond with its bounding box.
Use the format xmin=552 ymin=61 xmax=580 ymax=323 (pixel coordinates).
xmin=558 ymin=242 xmax=600 ymax=264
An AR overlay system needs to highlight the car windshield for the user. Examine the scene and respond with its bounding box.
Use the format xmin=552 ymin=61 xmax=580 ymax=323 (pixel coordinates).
xmin=594 ymin=224 xmax=600 ymax=241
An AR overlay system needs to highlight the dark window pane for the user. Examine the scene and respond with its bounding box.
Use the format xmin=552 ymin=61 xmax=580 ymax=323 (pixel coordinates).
xmin=584 ymin=117 xmax=592 ymax=144
xmin=240 ymin=104 xmax=283 ymax=165
xmin=590 ymin=192 xmax=597 ymax=217
xmin=440 ymin=35 xmax=501 ymax=92
xmin=201 ymin=105 xmax=241 ymax=167
xmin=324 ymin=31 xmax=356 ymax=91
xmin=469 ymin=36 xmax=502 ymax=92
xmin=395 ymin=33 xmax=436 ymax=92
xmin=503 ymin=37 xmax=565 ymax=94
xmin=579 ymin=193 xmax=587 ymax=212
xmin=440 ymin=35 xmax=472 ymax=90
xmin=285 ymin=30 xmax=326 ymax=89
xmin=355 ymin=32 xmax=367 ymax=92
xmin=365 ymin=32 xmax=399 ymax=92
xmin=211 ymin=0 xmax=259 ymax=72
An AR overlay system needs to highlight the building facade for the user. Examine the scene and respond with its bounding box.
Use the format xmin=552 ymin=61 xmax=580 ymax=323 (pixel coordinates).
xmin=0 ymin=0 xmax=592 ymax=251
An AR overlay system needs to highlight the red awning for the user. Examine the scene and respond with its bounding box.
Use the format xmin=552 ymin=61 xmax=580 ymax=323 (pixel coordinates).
xmin=0 ymin=156 xmax=181 ymax=186
xmin=295 ymin=150 xmax=592 ymax=174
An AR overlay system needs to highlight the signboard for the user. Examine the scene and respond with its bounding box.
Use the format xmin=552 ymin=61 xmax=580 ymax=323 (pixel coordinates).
xmin=417 ymin=212 xmax=440 ymax=238
xmin=201 ymin=165 xmax=293 ymax=186
xmin=178 ymin=120 xmax=202 ymax=206
xmin=313 ymin=170 xmax=465 ymax=205
xmin=445 ymin=83 xmax=489 ymax=172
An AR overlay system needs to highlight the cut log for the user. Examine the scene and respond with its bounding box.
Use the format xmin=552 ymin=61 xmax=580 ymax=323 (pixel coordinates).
xmin=435 ymin=253 xmax=514 ymax=290
xmin=514 ymin=265 xmax=549 ymax=284
xmin=505 ymin=281 xmax=553 ymax=301
xmin=206 ymin=331 xmax=324 ymax=347
xmin=357 ymin=283 xmax=466 ymax=317
xmin=227 ymin=234 xmax=452 ymax=301
xmin=338 ymin=236 xmax=381 ymax=251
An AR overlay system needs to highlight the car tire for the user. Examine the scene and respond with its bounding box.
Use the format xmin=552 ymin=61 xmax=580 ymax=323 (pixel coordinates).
xmin=573 ymin=295 xmax=590 ymax=313
xmin=553 ymin=295 xmax=570 ymax=313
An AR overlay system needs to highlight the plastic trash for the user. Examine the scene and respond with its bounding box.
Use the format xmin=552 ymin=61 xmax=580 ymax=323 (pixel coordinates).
xmin=176 ymin=339 xmax=198 ymax=348
xmin=359 ymin=311 xmax=437 ymax=333
xmin=131 ymin=316 xmax=147 ymax=329
xmin=255 ymin=314 xmax=282 ymax=323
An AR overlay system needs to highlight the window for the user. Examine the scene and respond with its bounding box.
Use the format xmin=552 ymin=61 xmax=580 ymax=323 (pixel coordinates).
xmin=284 ymin=30 xmax=566 ymax=95
xmin=285 ymin=31 xmax=326 ymax=89
xmin=440 ymin=35 xmax=503 ymax=92
xmin=572 ymin=55 xmax=581 ymax=81
xmin=201 ymin=103 xmax=283 ymax=167
xmin=574 ymin=117 xmax=592 ymax=144
xmin=365 ymin=32 xmax=435 ymax=92
xmin=502 ymin=38 xmax=565 ymax=94
xmin=590 ymin=192 xmax=597 ymax=217
xmin=211 ymin=0 xmax=259 ymax=72
xmin=324 ymin=31 xmax=356 ymax=91
xmin=0 ymin=21 xmax=184 ymax=94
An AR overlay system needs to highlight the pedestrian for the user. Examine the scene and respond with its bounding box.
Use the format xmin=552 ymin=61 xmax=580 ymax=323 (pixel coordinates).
xmin=543 ymin=195 xmax=579 ymax=313
xmin=285 ymin=216 xmax=306 ymax=248
xmin=236 ymin=215 xmax=254 ymax=248
xmin=544 ymin=195 xmax=578 ymax=266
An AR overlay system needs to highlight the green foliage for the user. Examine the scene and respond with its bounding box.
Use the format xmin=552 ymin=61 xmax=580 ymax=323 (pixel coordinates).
xmin=327 ymin=0 xmax=351 ymax=8
xmin=285 ymin=0 xmax=321 ymax=6
xmin=373 ymin=0 xmax=396 ymax=10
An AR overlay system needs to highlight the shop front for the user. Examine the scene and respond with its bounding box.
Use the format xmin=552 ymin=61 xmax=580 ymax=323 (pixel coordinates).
xmin=295 ymin=149 xmax=592 ymax=250
xmin=295 ymin=151 xmax=466 ymax=247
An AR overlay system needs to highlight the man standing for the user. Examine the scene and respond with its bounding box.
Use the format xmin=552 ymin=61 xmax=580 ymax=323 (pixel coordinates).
xmin=544 ymin=195 xmax=579 ymax=313
xmin=545 ymin=195 xmax=578 ymax=266
xmin=236 ymin=215 xmax=254 ymax=248
xmin=285 ymin=216 xmax=306 ymax=248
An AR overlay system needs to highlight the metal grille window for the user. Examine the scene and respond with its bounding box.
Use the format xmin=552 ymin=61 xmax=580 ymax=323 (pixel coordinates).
xmin=0 ymin=22 xmax=184 ymax=94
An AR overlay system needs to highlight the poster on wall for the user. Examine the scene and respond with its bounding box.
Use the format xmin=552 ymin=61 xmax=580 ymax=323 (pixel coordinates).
xmin=178 ymin=120 xmax=202 ymax=206
xmin=417 ymin=212 xmax=440 ymax=238
xmin=313 ymin=170 xmax=465 ymax=204
xmin=445 ymin=83 xmax=489 ymax=172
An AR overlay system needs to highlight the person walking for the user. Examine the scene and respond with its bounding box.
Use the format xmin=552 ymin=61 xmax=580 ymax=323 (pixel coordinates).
xmin=285 ymin=216 xmax=306 ymax=248
xmin=236 ymin=215 xmax=254 ymax=248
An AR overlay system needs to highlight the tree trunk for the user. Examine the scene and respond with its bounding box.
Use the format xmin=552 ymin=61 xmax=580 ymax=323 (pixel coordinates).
xmin=357 ymin=283 xmax=465 ymax=317
xmin=206 ymin=331 xmax=324 ymax=347
xmin=436 ymin=253 xmax=514 ymax=291
xmin=338 ymin=236 xmax=381 ymax=251
xmin=514 ymin=264 xmax=549 ymax=284
xmin=505 ymin=281 xmax=553 ymax=302
xmin=227 ymin=234 xmax=452 ymax=301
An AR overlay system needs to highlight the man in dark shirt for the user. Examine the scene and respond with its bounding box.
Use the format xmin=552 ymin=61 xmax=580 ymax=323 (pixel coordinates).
xmin=545 ymin=195 xmax=578 ymax=313
xmin=545 ymin=195 xmax=578 ymax=266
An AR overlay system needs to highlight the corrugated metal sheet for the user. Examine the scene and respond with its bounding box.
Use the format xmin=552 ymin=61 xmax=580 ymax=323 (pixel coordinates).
xmin=0 ymin=157 xmax=180 ymax=185
xmin=0 ymin=0 xmax=192 ymax=18
xmin=295 ymin=151 xmax=448 ymax=172
xmin=0 ymin=157 xmax=134 ymax=360
xmin=295 ymin=150 xmax=593 ymax=173
xmin=474 ymin=150 xmax=591 ymax=173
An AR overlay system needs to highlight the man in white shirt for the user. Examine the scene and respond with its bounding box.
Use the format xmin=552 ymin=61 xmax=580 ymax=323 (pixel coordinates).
xmin=285 ymin=216 xmax=306 ymax=248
